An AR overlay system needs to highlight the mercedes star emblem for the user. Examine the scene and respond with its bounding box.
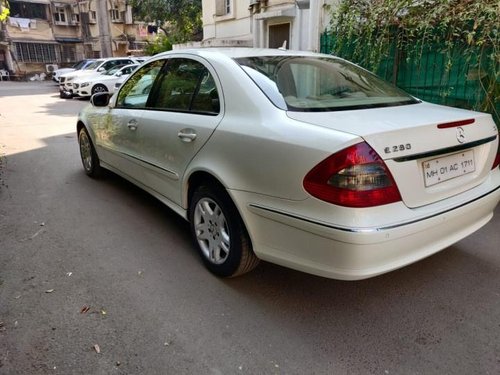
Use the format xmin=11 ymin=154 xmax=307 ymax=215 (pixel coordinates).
xmin=456 ymin=127 xmax=466 ymax=144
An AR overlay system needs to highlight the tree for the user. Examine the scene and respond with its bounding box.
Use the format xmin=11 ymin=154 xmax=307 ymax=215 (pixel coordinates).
xmin=128 ymin=0 xmax=202 ymax=44
xmin=328 ymin=0 xmax=499 ymax=126
xmin=0 ymin=0 xmax=10 ymax=23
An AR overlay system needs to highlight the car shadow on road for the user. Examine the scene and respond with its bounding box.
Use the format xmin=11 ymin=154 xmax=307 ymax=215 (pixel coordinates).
xmin=2 ymin=131 xmax=500 ymax=373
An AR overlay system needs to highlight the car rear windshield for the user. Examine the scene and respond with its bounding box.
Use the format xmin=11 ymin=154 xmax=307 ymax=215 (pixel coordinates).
xmin=234 ymin=56 xmax=419 ymax=112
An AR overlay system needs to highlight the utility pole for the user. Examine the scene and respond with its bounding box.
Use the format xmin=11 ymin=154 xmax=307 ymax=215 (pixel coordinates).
xmin=96 ymin=0 xmax=113 ymax=57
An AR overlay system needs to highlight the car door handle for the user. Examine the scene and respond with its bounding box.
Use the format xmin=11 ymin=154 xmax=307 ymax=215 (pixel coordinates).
xmin=178 ymin=128 xmax=197 ymax=142
xmin=127 ymin=119 xmax=138 ymax=131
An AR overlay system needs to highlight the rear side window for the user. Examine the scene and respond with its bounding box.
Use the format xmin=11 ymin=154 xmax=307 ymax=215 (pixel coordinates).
xmin=148 ymin=58 xmax=220 ymax=115
xmin=116 ymin=60 xmax=164 ymax=109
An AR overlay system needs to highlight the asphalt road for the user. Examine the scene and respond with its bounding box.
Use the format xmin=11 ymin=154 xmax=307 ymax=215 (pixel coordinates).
xmin=1 ymin=81 xmax=499 ymax=375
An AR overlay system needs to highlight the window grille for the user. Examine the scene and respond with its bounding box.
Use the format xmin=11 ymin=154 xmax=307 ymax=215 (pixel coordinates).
xmin=61 ymin=45 xmax=76 ymax=62
xmin=129 ymin=41 xmax=147 ymax=50
xmin=14 ymin=43 xmax=59 ymax=63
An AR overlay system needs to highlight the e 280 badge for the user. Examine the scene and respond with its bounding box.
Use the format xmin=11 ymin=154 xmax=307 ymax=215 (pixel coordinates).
xmin=384 ymin=143 xmax=412 ymax=154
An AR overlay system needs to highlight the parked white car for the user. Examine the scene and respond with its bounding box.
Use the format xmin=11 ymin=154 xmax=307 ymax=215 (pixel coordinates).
xmin=59 ymin=57 xmax=140 ymax=97
xmin=73 ymin=64 xmax=139 ymax=97
xmin=52 ymin=59 xmax=95 ymax=83
xmin=77 ymin=48 xmax=500 ymax=280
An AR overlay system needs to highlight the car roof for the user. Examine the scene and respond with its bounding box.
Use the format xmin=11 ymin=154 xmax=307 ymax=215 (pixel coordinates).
xmin=156 ymin=48 xmax=328 ymax=59
xmin=120 ymin=63 xmax=139 ymax=69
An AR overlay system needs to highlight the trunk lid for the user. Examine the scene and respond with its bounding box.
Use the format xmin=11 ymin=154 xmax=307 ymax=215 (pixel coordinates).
xmin=287 ymin=102 xmax=499 ymax=208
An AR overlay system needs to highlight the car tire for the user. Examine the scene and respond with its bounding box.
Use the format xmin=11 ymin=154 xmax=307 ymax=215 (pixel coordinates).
xmin=91 ymin=84 xmax=108 ymax=95
xmin=189 ymin=185 xmax=259 ymax=277
xmin=78 ymin=127 xmax=102 ymax=178
xmin=60 ymin=90 xmax=71 ymax=99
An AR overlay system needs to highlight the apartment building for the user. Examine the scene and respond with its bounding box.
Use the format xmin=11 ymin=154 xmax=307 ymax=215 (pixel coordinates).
xmin=0 ymin=0 xmax=150 ymax=76
xmin=195 ymin=0 xmax=338 ymax=51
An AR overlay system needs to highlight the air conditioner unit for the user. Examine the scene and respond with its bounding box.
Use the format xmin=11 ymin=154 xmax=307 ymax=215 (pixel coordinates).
xmin=46 ymin=64 xmax=59 ymax=73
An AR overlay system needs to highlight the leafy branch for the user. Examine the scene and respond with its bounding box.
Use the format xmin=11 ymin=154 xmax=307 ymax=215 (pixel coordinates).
xmin=328 ymin=0 xmax=499 ymax=125
xmin=0 ymin=0 xmax=10 ymax=22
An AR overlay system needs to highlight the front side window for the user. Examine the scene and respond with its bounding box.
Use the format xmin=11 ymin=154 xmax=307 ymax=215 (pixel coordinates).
xmin=149 ymin=58 xmax=220 ymax=115
xmin=236 ymin=56 xmax=419 ymax=112
xmin=116 ymin=60 xmax=165 ymax=109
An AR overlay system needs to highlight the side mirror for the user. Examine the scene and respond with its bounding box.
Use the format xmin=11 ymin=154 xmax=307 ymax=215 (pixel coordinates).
xmin=115 ymin=71 xmax=123 ymax=77
xmin=97 ymin=67 xmax=105 ymax=72
xmin=91 ymin=92 xmax=111 ymax=107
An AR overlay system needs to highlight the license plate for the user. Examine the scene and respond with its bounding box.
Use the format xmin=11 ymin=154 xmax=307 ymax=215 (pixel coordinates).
xmin=423 ymin=150 xmax=475 ymax=187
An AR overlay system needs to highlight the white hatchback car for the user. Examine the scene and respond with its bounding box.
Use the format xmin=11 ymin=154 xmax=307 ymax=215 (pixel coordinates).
xmin=77 ymin=48 xmax=500 ymax=280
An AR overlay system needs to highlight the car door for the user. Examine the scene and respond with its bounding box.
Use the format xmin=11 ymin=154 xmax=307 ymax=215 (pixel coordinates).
xmin=134 ymin=56 xmax=223 ymax=206
xmin=92 ymin=59 xmax=165 ymax=182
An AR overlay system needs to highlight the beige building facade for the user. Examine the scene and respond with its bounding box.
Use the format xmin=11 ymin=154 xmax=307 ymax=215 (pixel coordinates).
xmin=193 ymin=0 xmax=338 ymax=51
xmin=0 ymin=0 xmax=150 ymax=76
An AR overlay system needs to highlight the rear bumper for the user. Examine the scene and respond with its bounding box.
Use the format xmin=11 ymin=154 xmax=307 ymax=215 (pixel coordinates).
xmin=233 ymin=174 xmax=500 ymax=280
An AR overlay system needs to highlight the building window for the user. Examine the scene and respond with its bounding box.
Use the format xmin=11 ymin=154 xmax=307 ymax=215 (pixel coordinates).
xmin=14 ymin=43 xmax=59 ymax=63
xmin=54 ymin=6 xmax=67 ymax=24
xmin=129 ymin=41 xmax=147 ymax=51
xmin=10 ymin=3 xmax=47 ymax=20
xmin=215 ymin=0 xmax=232 ymax=16
xmin=61 ymin=45 xmax=76 ymax=62
xmin=89 ymin=10 xmax=97 ymax=23
xmin=71 ymin=5 xmax=80 ymax=23
xmin=110 ymin=6 xmax=122 ymax=22
xmin=268 ymin=23 xmax=290 ymax=48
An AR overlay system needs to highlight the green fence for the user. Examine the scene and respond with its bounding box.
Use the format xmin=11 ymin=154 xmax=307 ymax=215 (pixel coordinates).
xmin=320 ymin=33 xmax=499 ymax=126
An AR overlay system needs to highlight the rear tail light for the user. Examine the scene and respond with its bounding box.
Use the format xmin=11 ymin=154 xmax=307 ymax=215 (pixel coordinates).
xmin=303 ymin=142 xmax=402 ymax=208
xmin=492 ymin=142 xmax=500 ymax=170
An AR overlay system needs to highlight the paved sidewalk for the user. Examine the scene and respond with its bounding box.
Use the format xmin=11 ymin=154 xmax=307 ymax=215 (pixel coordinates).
xmin=0 ymin=80 xmax=58 ymax=96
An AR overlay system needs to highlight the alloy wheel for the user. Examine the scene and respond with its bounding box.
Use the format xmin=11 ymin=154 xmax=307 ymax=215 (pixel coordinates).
xmin=193 ymin=197 xmax=230 ymax=264
xmin=79 ymin=131 xmax=92 ymax=172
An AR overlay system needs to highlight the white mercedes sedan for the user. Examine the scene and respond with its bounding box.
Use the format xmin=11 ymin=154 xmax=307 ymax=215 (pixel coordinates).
xmin=76 ymin=48 xmax=500 ymax=280
xmin=73 ymin=63 xmax=139 ymax=97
